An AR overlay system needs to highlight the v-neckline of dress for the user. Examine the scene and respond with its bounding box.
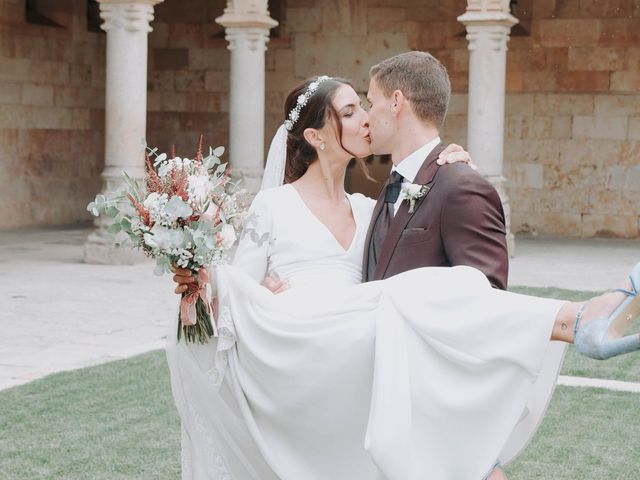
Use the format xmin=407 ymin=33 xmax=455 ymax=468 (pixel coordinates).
xmin=286 ymin=184 xmax=358 ymax=253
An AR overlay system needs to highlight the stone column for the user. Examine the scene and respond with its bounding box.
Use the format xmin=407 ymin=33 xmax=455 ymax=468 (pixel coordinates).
xmin=84 ymin=0 xmax=163 ymax=264
xmin=458 ymin=0 xmax=517 ymax=255
xmin=216 ymin=1 xmax=278 ymax=194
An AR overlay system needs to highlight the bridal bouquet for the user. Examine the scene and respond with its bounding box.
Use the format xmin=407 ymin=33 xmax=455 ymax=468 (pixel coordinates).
xmin=87 ymin=140 xmax=248 ymax=344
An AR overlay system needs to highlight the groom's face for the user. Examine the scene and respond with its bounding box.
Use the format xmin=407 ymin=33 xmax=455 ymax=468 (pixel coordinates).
xmin=366 ymin=77 xmax=396 ymax=156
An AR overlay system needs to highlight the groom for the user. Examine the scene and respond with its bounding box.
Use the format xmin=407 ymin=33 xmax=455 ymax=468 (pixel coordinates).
xmin=362 ymin=51 xmax=508 ymax=289
xmin=362 ymin=51 xmax=509 ymax=480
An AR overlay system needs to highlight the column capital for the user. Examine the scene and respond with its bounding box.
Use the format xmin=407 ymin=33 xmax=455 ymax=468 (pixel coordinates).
xmin=215 ymin=0 xmax=278 ymax=30
xmin=98 ymin=0 xmax=164 ymax=33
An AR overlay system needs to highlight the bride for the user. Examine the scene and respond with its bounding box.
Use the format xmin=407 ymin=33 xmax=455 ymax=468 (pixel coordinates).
xmin=167 ymin=76 xmax=640 ymax=480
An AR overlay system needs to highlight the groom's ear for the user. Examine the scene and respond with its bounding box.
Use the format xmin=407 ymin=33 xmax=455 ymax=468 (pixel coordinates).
xmin=390 ymin=90 xmax=406 ymax=115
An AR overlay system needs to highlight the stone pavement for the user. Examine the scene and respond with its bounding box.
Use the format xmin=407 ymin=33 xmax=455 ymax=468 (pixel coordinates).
xmin=0 ymin=225 xmax=638 ymax=391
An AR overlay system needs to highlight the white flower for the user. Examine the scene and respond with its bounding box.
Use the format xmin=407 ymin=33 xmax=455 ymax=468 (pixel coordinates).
xmin=187 ymin=174 xmax=212 ymax=204
xmin=143 ymin=192 xmax=163 ymax=209
xmin=399 ymin=183 xmax=429 ymax=214
xmin=219 ymin=223 xmax=237 ymax=250
xmin=144 ymin=224 xmax=186 ymax=250
xmin=157 ymin=162 xmax=172 ymax=177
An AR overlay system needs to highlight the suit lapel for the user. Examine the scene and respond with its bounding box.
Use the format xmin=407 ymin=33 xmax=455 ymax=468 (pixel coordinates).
xmin=373 ymin=143 xmax=446 ymax=279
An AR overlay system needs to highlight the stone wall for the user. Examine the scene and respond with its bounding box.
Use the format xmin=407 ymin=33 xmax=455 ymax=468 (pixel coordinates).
xmin=0 ymin=0 xmax=105 ymax=229
xmin=1 ymin=0 xmax=639 ymax=237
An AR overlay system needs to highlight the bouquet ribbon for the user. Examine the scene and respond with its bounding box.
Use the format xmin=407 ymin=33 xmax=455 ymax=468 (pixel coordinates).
xmin=180 ymin=269 xmax=214 ymax=329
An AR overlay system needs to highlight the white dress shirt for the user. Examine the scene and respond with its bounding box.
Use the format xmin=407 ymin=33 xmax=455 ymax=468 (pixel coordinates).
xmin=391 ymin=136 xmax=441 ymax=215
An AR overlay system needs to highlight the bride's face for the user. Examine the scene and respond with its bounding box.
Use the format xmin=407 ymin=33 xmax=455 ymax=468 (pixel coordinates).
xmin=322 ymin=84 xmax=372 ymax=160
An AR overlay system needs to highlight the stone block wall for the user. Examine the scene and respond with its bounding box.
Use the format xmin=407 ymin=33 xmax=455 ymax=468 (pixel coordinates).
xmin=1 ymin=0 xmax=638 ymax=238
xmin=440 ymin=1 xmax=640 ymax=238
xmin=145 ymin=0 xmax=231 ymax=158
xmin=0 ymin=0 xmax=105 ymax=229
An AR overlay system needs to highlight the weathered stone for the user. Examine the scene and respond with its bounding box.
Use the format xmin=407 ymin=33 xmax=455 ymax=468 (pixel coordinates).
xmin=508 ymin=162 xmax=544 ymax=189
xmin=523 ymin=71 xmax=557 ymax=92
xmin=551 ymin=116 xmax=572 ymax=138
xmin=580 ymin=0 xmax=633 ymax=18
xmin=188 ymin=48 xmax=230 ymax=71
xmin=512 ymin=212 xmax=582 ymax=237
xmin=153 ymin=47 xmax=189 ymax=71
xmin=572 ymin=116 xmax=628 ymax=140
xmin=538 ymin=19 xmax=601 ymax=47
xmin=557 ymin=72 xmax=610 ymax=92
xmin=582 ymin=214 xmax=638 ymax=238
xmin=599 ymin=19 xmax=640 ymax=46
xmin=534 ymin=94 xmax=594 ymax=115
xmin=204 ymin=70 xmax=230 ymax=92
xmin=568 ymin=47 xmax=626 ymax=71
xmin=594 ymin=94 xmax=640 ymax=117
xmin=0 ymin=83 xmax=20 ymax=105
xmin=287 ymin=7 xmax=323 ymax=33
xmin=175 ymin=70 xmax=205 ymax=92
xmin=629 ymin=117 xmax=640 ymax=140
xmin=611 ymin=71 xmax=640 ymax=92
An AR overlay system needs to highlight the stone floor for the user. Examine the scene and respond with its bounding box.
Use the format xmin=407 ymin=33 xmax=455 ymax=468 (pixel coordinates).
xmin=0 ymin=225 xmax=638 ymax=391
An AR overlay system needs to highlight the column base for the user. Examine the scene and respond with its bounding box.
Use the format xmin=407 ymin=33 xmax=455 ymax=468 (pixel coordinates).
xmin=83 ymin=230 xmax=148 ymax=265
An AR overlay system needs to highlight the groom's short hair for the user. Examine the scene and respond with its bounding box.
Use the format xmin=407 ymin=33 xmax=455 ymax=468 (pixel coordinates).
xmin=370 ymin=51 xmax=451 ymax=129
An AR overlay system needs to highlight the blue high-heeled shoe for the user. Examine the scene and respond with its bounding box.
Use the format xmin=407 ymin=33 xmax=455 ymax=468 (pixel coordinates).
xmin=574 ymin=262 xmax=640 ymax=360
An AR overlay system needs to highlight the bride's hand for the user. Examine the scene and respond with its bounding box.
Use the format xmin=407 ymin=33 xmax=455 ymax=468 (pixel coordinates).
xmin=437 ymin=143 xmax=477 ymax=170
xmin=172 ymin=268 xmax=196 ymax=294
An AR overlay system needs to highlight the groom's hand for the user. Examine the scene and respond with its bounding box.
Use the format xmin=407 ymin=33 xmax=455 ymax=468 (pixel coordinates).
xmin=172 ymin=268 xmax=196 ymax=294
xmin=262 ymin=275 xmax=289 ymax=294
xmin=437 ymin=143 xmax=477 ymax=170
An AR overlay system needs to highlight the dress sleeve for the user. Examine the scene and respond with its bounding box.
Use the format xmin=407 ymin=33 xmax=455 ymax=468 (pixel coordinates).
xmin=232 ymin=190 xmax=273 ymax=283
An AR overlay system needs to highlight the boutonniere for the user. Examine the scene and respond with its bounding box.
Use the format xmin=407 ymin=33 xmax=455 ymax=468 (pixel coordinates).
xmin=399 ymin=183 xmax=429 ymax=213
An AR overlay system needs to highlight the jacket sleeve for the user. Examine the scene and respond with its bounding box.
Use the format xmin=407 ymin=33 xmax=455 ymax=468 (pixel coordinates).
xmin=439 ymin=173 xmax=509 ymax=290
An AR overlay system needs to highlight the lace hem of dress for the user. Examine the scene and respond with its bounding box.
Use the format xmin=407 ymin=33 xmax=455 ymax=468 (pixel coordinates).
xmin=182 ymin=384 xmax=233 ymax=479
xmin=206 ymin=292 xmax=236 ymax=389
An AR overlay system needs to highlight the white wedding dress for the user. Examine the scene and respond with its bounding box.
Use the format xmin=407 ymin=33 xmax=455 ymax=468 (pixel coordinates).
xmin=166 ymin=184 xmax=567 ymax=480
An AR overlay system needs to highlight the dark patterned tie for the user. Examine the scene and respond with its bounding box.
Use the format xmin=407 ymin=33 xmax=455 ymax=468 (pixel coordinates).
xmin=367 ymin=171 xmax=404 ymax=280
xmin=384 ymin=171 xmax=404 ymax=204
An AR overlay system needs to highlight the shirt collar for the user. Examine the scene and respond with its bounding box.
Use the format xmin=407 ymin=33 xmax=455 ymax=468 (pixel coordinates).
xmin=391 ymin=136 xmax=441 ymax=183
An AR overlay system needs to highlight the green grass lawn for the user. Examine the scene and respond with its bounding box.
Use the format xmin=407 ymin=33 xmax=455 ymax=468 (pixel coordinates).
xmin=0 ymin=352 xmax=180 ymax=480
xmin=1 ymin=286 xmax=639 ymax=479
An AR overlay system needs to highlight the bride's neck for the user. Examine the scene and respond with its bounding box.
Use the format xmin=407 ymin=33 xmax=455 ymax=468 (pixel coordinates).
xmin=296 ymin=159 xmax=347 ymax=202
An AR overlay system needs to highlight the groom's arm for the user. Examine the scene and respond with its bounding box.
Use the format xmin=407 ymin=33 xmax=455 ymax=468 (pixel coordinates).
xmin=440 ymin=169 xmax=509 ymax=290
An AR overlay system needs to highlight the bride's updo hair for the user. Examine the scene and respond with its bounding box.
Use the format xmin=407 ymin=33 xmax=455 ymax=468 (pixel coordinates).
xmin=283 ymin=76 xmax=372 ymax=184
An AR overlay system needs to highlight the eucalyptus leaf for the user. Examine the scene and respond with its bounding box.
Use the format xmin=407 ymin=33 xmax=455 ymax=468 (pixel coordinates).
xmin=165 ymin=195 xmax=193 ymax=219
xmin=213 ymin=146 xmax=225 ymax=157
xmin=107 ymin=223 xmax=122 ymax=234
xmin=87 ymin=202 xmax=99 ymax=216
xmin=153 ymin=152 xmax=167 ymax=167
xmin=105 ymin=206 xmax=119 ymax=218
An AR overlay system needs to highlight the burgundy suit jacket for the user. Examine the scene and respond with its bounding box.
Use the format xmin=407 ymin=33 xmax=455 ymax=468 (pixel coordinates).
xmin=362 ymin=143 xmax=509 ymax=289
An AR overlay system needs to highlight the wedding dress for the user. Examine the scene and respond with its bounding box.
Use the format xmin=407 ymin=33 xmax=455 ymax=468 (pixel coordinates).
xmin=166 ymin=184 xmax=566 ymax=480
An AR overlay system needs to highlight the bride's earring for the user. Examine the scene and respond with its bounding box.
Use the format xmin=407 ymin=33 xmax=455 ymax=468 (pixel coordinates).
xmin=320 ymin=142 xmax=326 ymax=151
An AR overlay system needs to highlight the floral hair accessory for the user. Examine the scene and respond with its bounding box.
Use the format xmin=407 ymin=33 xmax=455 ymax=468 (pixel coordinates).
xmin=284 ymin=75 xmax=332 ymax=131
